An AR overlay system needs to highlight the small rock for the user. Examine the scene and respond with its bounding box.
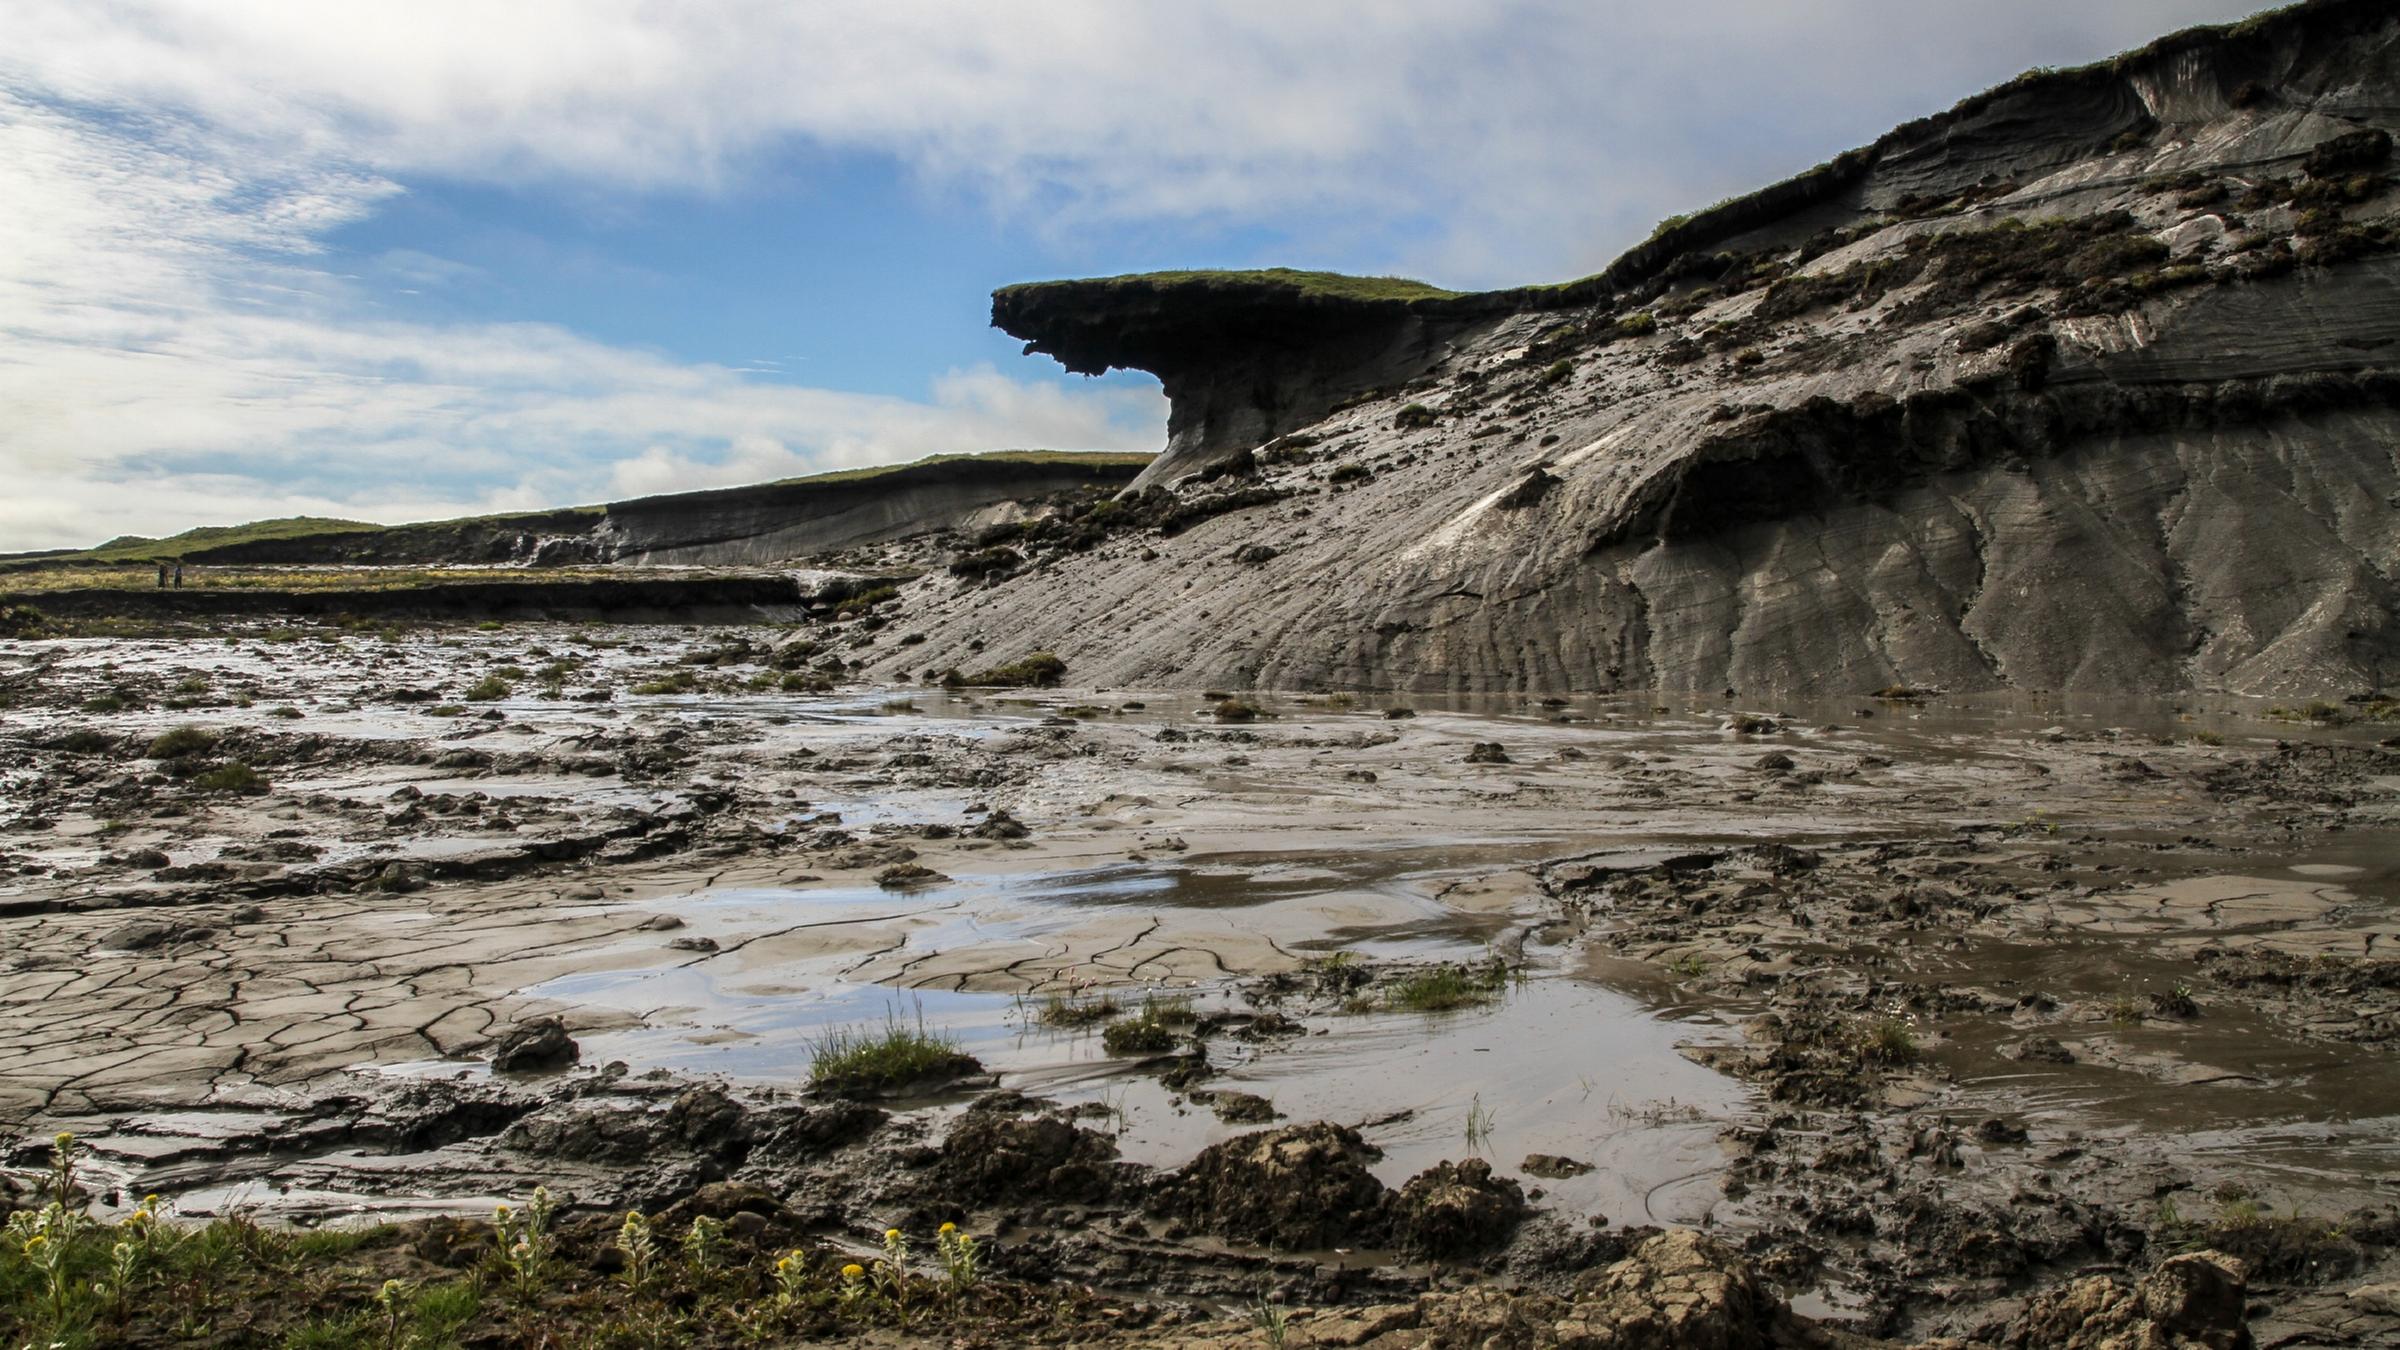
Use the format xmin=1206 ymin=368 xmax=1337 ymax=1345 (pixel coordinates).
xmin=491 ymin=1017 xmax=580 ymax=1073
xmin=2006 ymin=1035 xmax=2076 ymax=1064
xmin=1208 ymin=1091 xmax=1279 ymax=1124
xmin=875 ymin=863 xmax=948 ymax=889
xmin=1974 ymin=1117 xmax=2030 ymax=1146
xmin=970 ymin=810 xmax=1029 ymax=840
xmin=1466 ymin=742 xmax=1511 ymax=764
xmin=1522 ymin=1153 xmax=1596 ymax=1179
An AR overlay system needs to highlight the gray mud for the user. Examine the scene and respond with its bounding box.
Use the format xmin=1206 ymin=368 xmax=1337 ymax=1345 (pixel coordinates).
xmin=3 ymin=622 xmax=2398 ymax=1344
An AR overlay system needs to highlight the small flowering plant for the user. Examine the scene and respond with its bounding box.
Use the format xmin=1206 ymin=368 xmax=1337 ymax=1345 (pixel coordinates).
xmin=616 ymin=1210 xmax=658 ymax=1294
xmin=770 ymin=1247 xmax=808 ymax=1311
xmin=494 ymin=1185 xmax=559 ymax=1299
xmin=936 ymin=1222 xmax=981 ymax=1292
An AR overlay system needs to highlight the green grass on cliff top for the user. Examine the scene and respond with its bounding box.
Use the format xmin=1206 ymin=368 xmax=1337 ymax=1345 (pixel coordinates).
xmin=748 ymin=449 xmax=1151 ymax=491
xmin=8 ymin=450 xmax=1154 ymax=565
xmin=997 ymin=267 xmax=1463 ymax=303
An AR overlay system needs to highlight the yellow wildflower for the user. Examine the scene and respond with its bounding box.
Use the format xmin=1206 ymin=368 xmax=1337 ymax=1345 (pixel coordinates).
xmin=885 ymin=1227 xmax=901 ymax=1240
xmin=940 ymin=1222 xmax=957 ymax=1234
xmin=841 ymin=1262 xmax=865 ymax=1280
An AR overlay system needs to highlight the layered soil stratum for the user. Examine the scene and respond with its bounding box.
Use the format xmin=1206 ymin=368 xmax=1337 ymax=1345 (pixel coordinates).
xmin=952 ymin=0 xmax=2400 ymax=699
xmin=5 ymin=3 xmax=2400 ymax=1348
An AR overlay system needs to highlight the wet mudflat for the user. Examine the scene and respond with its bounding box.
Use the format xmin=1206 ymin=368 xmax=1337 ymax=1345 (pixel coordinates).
xmin=2 ymin=622 xmax=2397 ymax=1345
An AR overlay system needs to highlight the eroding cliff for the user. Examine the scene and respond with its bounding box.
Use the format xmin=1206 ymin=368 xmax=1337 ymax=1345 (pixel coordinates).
xmin=922 ymin=0 xmax=2400 ymax=697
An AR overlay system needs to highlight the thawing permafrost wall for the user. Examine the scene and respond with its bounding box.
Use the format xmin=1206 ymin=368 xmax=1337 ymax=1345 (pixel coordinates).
xmin=899 ymin=261 xmax=2400 ymax=697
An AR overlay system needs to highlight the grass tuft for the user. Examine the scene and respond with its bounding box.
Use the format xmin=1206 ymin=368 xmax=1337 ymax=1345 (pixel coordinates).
xmin=962 ymin=651 xmax=1066 ymax=688
xmin=1383 ymin=960 xmax=1508 ymax=1013
xmin=146 ymin=725 xmax=218 ymax=759
xmin=808 ymin=1013 xmax=975 ymax=1096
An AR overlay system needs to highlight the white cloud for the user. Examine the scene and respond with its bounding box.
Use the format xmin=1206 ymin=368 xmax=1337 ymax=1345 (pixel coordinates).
xmin=0 ymin=0 xmax=2268 ymax=549
xmin=0 ymin=87 xmax=1162 ymax=551
xmin=3 ymin=1 xmax=2267 ymax=281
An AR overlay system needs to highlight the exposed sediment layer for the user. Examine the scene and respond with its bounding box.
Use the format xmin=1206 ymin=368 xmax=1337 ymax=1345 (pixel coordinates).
xmin=958 ymin=0 xmax=2400 ymax=697
xmin=6 ymin=573 xmax=850 ymax=623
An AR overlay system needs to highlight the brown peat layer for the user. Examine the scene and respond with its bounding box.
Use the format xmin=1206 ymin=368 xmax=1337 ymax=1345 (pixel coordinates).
xmin=2 ymin=618 xmax=2396 ymax=1346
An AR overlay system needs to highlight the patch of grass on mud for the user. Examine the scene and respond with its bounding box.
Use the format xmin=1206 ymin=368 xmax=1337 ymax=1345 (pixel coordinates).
xmin=1856 ymin=1016 xmax=1919 ymax=1064
xmin=1098 ymin=995 xmax=1196 ymax=1055
xmin=1036 ymin=993 xmax=1123 ymax=1028
xmin=962 ymin=651 xmax=1066 ymax=688
xmin=191 ymin=762 xmax=267 ymax=795
xmin=631 ymin=670 xmax=702 ymax=695
xmin=144 ymin=725 xmax=218 ymax=760
xmin=807 ymin=1014 xmax=977 ymax=1096
xmin=1381 ymin=960 xmax=1509 ymax=1013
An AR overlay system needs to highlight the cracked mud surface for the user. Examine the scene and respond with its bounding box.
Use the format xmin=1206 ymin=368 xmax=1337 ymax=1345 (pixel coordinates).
xmin=4 ymin=624 xmax=2399 ymax=1345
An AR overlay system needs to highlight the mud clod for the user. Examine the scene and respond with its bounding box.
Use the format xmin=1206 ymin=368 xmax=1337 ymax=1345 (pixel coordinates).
xmin=942 ymin=1093 xmax=1124 ymax=1204
xmin=1392 ymin=1158 xmax=1530 ymax=1258
xmin=1999 ymin=1250 xmax=2251 ymax=1350
xmin=490 ymin=1016 xmax=580 ymax=1072
xmin=1161 ymin=1121 xmax=1392 ymax=1250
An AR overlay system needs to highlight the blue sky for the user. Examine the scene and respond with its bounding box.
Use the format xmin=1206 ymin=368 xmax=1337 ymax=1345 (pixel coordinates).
xmin=1 ymin=0 xmax=2264 ymax=551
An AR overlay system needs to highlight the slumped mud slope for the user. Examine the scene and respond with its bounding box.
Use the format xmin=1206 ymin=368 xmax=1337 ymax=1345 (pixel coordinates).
xmin=911 ymin=0 xmax=2400 ymax=698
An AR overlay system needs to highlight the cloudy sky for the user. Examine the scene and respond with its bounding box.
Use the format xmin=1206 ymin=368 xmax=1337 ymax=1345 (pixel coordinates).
xmin=2 ymin=1 xmax=2266 ymax=552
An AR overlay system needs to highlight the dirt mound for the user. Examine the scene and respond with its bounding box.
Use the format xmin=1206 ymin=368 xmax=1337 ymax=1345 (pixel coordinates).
xmin=941 ymin=1091 xmax=1124 ymax=1203
xmin=1158 ymin=1121 xmax=1392 ymax=1250
xmin=1998 ymin=1250 xmax=2251 ymax=1350
xmin=1391 ymin=1158 xmax=1529 ymax=1259
xmin=1311 ymin=1230 xmax=1792 ymax=1349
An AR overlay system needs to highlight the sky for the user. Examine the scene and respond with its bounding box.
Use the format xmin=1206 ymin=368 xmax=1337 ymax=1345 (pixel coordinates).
xmin=0 ymin=0 xmax=2268 ymax=553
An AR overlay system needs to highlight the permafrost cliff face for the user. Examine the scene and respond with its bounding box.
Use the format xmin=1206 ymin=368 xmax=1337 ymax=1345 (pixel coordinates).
xmin=894 ymin=0 xmax=2400 ymax=698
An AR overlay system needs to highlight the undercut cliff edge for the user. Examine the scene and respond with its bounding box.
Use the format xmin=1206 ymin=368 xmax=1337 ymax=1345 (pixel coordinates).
xmin=930 ymin=0 xmax=2400 ymax=699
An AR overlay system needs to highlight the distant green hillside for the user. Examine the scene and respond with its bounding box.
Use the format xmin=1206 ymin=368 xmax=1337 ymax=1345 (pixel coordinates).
xmin=72 ymin=516 xmax=390 ymax=563
xmin=10 ymin=450 xmax=1155 ymax=567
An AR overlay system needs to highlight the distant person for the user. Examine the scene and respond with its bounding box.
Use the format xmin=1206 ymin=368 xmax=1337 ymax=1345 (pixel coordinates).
xmin=156 ymin=562 xmax=168 ymax=588
xmin=173 ymin=563 xmax=184 ymax=588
